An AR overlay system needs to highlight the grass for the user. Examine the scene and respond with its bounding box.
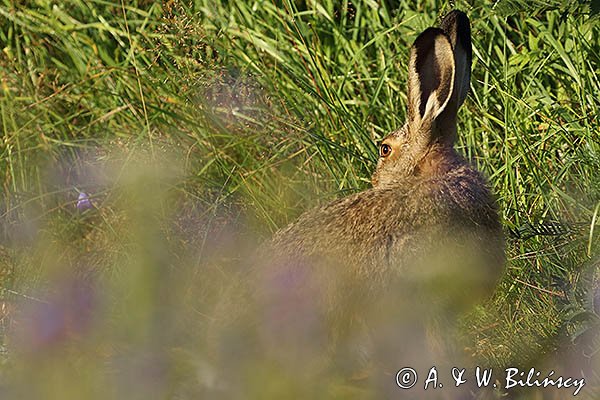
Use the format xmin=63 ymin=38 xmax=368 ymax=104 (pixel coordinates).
xmin=0 ymin=0 xmax=599 ymax=398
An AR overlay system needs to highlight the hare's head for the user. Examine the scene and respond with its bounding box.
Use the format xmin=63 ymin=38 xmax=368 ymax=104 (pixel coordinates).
xmin=372 ymin=11 xmax=472 ymax=188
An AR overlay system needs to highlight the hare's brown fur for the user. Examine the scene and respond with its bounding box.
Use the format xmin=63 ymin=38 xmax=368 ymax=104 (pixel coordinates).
xmin=208 ymin=10 xmax=505 ymax=396
xmin=272 ymin=154 xmax=502 ymax=278
xmin=269 ymin=11 xmax=504 ymax=302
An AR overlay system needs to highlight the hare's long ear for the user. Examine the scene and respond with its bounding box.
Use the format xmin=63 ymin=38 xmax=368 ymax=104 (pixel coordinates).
xmin=407 ymin=28 xmax=455 ymax=138
xmin=439 ymin=10 xmax=472 ymax=122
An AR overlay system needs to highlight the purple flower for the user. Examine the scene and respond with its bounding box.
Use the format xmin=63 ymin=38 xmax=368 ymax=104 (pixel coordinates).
xmin=76 ymin=192 xmax=93 ymax=211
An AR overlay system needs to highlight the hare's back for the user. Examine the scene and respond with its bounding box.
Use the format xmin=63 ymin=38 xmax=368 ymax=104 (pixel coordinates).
xmin=270 ymin=165 xmax=503 ymax=282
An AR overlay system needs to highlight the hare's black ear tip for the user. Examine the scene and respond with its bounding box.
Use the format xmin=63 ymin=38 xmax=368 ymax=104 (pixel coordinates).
xmin=440 ymin=10 xmax=472 ymax=56
xmin=440 ymin=10 xmax=470 ymax=28
xmin=440 ymin=10 xmax=471 ymax=38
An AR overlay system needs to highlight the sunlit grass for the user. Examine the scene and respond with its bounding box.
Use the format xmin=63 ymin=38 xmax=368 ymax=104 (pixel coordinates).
xmin=0 ymin=0 xmax=599 ymax=398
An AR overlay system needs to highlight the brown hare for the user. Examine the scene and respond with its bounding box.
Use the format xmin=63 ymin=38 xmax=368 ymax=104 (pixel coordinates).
xmin=208 ymin=10 xmax=505 ymax=399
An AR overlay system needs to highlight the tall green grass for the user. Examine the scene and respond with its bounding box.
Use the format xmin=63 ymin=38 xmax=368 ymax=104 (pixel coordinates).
xmin=0 ymin=0 xmax=599 ymax=397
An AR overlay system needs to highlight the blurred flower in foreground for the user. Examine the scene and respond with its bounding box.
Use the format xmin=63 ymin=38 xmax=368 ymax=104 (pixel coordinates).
xmin=76 ymin=192 xmax=93 ymax=211
xmin=12 ymin=275 xmax=99 ymax=353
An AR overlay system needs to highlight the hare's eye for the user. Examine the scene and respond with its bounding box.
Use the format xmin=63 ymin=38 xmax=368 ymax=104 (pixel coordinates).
xmin=379 ymin=143 xmax=392 ymax=158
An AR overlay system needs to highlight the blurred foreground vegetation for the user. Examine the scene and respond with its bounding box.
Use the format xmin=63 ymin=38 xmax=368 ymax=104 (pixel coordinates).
xmin=0 ymin=0 xmax=599 ymax=398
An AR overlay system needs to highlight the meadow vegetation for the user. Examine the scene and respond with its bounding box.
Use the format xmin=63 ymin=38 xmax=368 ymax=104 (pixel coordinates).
xmin=0 ymin=0 xmax=598 ymax=398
